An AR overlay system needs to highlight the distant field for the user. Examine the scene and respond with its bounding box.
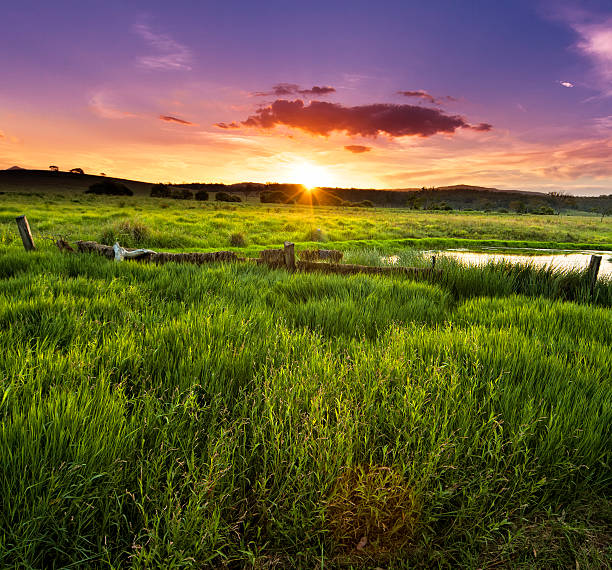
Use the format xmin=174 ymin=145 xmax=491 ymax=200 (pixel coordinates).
xmin=1 ymin=191 xmax=611 ymax=567
xmin=1 ymin=192 xmax=611 ymax=253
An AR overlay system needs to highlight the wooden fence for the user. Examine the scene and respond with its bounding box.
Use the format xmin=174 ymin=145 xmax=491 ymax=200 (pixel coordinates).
xmin=13 ymin=214 xmax=605 ymax=284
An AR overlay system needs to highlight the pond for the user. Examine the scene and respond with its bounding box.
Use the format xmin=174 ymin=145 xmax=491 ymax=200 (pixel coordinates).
xmin=384 ymin=249 xmax=612 ymax=278
xmin=438 ymin=249 xmax=612 ymax=278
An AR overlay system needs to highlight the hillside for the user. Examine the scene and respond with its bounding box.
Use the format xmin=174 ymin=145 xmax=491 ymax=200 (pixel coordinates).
xmin=0 ymin=169 xmax=153 ymax=196
xmin=2 ymin=169 xmax=611 ymax=214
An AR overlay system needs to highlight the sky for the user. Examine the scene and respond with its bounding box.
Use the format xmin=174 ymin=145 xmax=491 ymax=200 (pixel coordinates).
xmin=1 ymin=0 xmax=612 ymax=194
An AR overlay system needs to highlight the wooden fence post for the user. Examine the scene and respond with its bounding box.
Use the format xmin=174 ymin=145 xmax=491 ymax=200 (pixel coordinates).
xmin=284 ymin=241 xmax=295 ymax=272
xmin=16 ymin=215 xmax=36 ymax=251
xmin=588 ymin=255 xmax=602 ymax=296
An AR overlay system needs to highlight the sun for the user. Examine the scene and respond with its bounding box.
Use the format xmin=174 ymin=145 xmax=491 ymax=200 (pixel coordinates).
xmin=288 ymin=161 xmax=334 ymax=189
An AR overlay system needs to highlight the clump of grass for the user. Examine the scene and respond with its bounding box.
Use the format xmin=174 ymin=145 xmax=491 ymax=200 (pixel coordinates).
xmin=229 ymin=232 xmax=247 ymax=247
xmin=305 ymin=227 xmax=327 ymax=242
xmin=326 ymin=465 xmax=420 ymax=558
xmin=99 ymin=219 xmax=150 ymax=247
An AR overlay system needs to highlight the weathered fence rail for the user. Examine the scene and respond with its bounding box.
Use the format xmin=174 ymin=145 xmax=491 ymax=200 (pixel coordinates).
xmin=65 ymin=240 xmax=439 ymax=278
xmin=75 ymin=241 xmax=242 ymax=264
xmin=14 ymin=216 xmax=605 ymax=285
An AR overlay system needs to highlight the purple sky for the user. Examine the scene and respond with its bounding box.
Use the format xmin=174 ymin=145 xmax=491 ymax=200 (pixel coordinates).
xmin=1 ymin=0 xmax=612 ymax=193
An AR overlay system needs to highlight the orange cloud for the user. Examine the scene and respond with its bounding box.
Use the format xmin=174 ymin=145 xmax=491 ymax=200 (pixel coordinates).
xmin=237 ymin=99 xmax=492 ymax=138
xmin=344 ymin=145 xmax=371 ymax=153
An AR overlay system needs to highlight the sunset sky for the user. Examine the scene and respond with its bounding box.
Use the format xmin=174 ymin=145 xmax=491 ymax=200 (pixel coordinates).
xmin=2 ymin=0 xmax=612 ymax=194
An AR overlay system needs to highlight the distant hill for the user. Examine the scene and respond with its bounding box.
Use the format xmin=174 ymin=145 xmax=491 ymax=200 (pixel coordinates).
xmin=436 ymin=184 xmax=544 ymax=196
xmin=0 ymin=169 xmax=153 ymax=195
xmin=1 ymin=169 xmax=610 ymax=214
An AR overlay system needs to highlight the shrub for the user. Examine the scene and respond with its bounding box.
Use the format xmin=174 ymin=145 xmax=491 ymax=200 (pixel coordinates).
xmin=151 ymin=184 xmax=193 ymax=199
xmin=216 ymin=192 xmax=241 ymax=202
xmin=171 ymin=187 xmax=194 ymax=200
xmin=260 ymin=190 xmax=286 ymax=203
xmin=229 ymin=232 xmax=247 ymax=247
xmin=314 ymin=193 xmax=344 ymax=207
xmin=150 ymin=183 xmax=171 ymax=198
xmin=86 ymin=180 xmax=133 ymax=196
xmin=195 ymin=190 xmax=209 ymax=201
xmin=534 ymin=206 xmax=556 ymax=215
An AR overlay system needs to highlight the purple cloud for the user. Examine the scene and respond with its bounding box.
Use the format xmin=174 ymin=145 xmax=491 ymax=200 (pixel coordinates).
xmin=235 ymin=99 xmax=492 ymax=138
xmin=254 ymin=83 xmax=336 ymax=97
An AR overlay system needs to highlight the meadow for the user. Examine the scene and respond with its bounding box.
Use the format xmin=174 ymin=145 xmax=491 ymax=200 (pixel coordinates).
xmin=1 ymin=192 xmax=612 ymax=253
xmin=0 ymin=193 xmax=611 ymax=567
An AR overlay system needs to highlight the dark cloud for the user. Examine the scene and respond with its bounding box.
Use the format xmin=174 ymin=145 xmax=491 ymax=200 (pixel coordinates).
xmin=215 ymin=121 xmax=240 ymax=129
xmin=238 ymin=99 xmax=491 ymax=138
xmin=467 ymin=122 xmax=493 ymax=132
xmin=398 ymin=90 xmax=437 ymax=104
xmin=300 ymin=85 xmax=336 ymax=96
xmin=344 ymin=145 xmax=372 ymax=153
xmin=159 ymin=115 xmax=195 ymax=125
xmin=398 ymin=90 xmax=458 ymax=105
xmin=254 ymin=83 xmax=336 ymax=97
xmin=271 ymin=83 xmax=299 ymax=96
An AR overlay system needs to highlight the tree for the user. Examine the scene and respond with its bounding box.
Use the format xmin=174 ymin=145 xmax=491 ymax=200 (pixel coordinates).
xmin=69 ymin=167 xmax=84 ymax=174
xmin=49 ymin=165 xmax=59 ymax=172
xmin=509 ymin=200 xmax=527 ymax=214
xmin=86 ymin=180 xmax=133 ymax=196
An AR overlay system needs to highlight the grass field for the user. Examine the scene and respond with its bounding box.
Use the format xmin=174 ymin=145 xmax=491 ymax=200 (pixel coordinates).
xmin=1 ymin=193 xmax=612 ymax=253
xmin=1 ymin=194 xmax=611 ymax=567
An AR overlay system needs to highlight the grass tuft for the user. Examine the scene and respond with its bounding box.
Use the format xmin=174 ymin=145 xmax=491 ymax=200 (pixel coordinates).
xmin=326 ymin=465 xmax=420 ymax=559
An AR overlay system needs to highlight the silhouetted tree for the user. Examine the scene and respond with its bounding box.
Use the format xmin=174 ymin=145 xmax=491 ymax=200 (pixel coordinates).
xmin=86 ymin=180 xmax=133 ymax=196
xmin=49 ymin=165 xmax=59 ymax=172
xmin=151 ymin=184 xmax=171 ymax=198
xmin=69 ymin=167 xmax=84 ymax=174
xmin=216 ymin=192 xmax=241 ymax=202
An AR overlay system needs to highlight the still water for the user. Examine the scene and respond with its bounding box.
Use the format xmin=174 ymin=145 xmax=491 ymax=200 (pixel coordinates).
xmin=439 ymin=250 xmax=612 ymax=278
xmin=384 ymin=250 xmax=612 ymax=278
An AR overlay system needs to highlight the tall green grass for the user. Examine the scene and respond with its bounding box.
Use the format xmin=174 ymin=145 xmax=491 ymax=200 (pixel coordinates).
xmin=343 ymin=248 xmax=612 ymax=307
xmin=0 ymin=249 xmax=610 ymax=567
xmin=1 ymin=192 xmax=611 ymax=252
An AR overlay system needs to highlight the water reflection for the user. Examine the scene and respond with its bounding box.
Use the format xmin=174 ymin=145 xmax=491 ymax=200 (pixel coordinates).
xmin=383 ymin=250 xmax=612 ymax=278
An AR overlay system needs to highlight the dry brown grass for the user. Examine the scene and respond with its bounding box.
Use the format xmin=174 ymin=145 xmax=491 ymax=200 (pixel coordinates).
xmin=326 ymin=465 xmax=420 ymax=561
